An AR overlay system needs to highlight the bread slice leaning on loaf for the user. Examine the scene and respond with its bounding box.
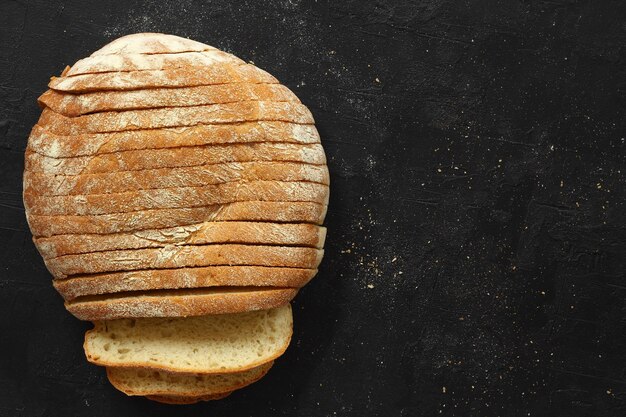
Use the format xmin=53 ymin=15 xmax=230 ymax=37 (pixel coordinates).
xmin=106 ymin=361 xmax=273 ymax=398
xmin=84 ymin=305 xmax=292 ymax=373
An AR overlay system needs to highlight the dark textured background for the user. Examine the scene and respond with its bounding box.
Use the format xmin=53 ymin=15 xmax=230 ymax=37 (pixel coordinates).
xmin=0 ymin=1 xmax=625 ymax=416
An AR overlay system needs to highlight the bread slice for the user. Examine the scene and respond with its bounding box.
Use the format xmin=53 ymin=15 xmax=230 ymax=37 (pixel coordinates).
xmin=39 ymin=83 xmax=299 ymax=117
xmin=83 ymin=304 xmax=292 ymax=371
xmin=146 ymin=392 xmax=231 ymax=404
xmin=54 ymin=266 xmax=317 ymax=300
xmin=49 ymin=64 xmax=277 ymax=92
xmin=38 ymin=102 xmax=313 ymax=135
xmin=107 ymin=361 xmax=272 ymax=398
xmin=68 ymin=287 xmax=297 ymax=320
xmin=26 ymin=144 xmax=324 ymax=179
xmin=24 ymin=181 xmax=329 ymax=216
xmin=66 ymin=50 xmax=244 ymax=77
xmin=27 ymin=122 xmax=320 ymax=159
xmin=89 ymin=33 xmax=216 ymax=56
xmin=25 ymin=162 xmax=330 ymax=196
xmin=36 ymin=222 xmax=326 ymax=258
xmin=45 ymin=244 xmax=324 ymax=278
xmin=27 ymin=201 xmax=328 ymax=237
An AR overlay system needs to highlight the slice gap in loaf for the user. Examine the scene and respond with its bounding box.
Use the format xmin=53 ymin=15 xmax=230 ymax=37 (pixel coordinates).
xmin=67 ymin=286 xmax=298 ymax=320
xmin=84 ymin=305 xmax=292 ymax=373
xmin=107 ymin=361 xmax=273 ymax=397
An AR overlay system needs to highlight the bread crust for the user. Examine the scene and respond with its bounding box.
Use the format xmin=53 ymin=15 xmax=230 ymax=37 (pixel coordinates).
xmin=38 ymin=102 xmax=313 ymax=135
xmin=106 ymin=361 xmax=272 ymax=397
xmin=54 ymin=266 xmax=318 ymax=300
xmin=27 ymin=122 xmax=321 ymax=158
xmin=90 ymin=33 xmax=217 ymax=56
xmin=25 ymin=162 xmax=330 ymax=196
xmin=72 ymin=287 xmax=297 ymax=320
xmin=26 ymin=144 xmax=325 ymax=179
xmin=46 ymin=244 xmax=324 ymax=278
xmin=27 ymin=201 xmax=327 ymax=237
xmin=49 ymin=64 xmax=277 ymax=92
xmin=24 ymin=181 xmax=329 ymax=216
xmin=145 ymin=392 xmax=232 ymax=404
xmin=39 ymin=84 xmax=299 ymax=116
xmin=37 ymin=222 xmax=326 ymax=258
xmin=66 ymin=50 xmax=244 ymax=76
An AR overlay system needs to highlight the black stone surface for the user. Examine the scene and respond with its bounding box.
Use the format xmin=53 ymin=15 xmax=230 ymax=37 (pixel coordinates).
xmin=0 ymin=1 xmax=624 ymax=416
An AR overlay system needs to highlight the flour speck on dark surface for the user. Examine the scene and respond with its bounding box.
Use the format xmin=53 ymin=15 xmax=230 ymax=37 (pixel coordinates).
xmin=0 ymin=1 xmax=625 ymax=416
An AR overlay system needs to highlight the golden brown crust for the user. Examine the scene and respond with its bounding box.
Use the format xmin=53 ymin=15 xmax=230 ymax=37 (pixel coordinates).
xmin=27 ymin=202 xmax=327 ymax=237
xmin=26 ymin=123 xmax=321 ymax=159
xmin=66 ymin=50 xmax=244 ymax=76
xmin=24 ymin=162 xmax=330 ymax=196
xmin=54 ymin=266 xmax=317 ymax=300
xmin=106 ymin=361 xmax=272 ymax=397
xmin=71 ymin=287 xmax=297 ymax=320
xmin=24 ymin=181 xmax=329 ymax=216
xmin=46 ymin=245 xmax=324 ymax=278
xmin=49 ymin=64 xmax=277 ymax=92
xmin=37 ymin=222 xmax=326 ymax=258
xmin=145 ymin=392 xmax=232 ymax=404
xmin=37 ymin=102 xmax=313 ymax=135
xmin=89 ymin=33 xmax=217 ymax=56
xmin=39 ymin=84 xmax=299 ymax=116
xmin=26 ymin=144 xmax=325 ymax=179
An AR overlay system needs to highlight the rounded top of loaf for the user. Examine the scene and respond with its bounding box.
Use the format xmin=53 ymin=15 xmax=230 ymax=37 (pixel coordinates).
xmin=91 ymin=32 xmax=217 ymax=56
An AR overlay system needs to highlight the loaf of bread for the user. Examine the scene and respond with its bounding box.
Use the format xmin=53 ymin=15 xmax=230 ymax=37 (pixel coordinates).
xmin=23 ymin=32 xmax=328 ymax=403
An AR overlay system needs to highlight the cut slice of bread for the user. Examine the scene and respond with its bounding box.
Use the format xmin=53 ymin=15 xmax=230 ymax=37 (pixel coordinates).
xmin=83 ymin=304 xmax=293 ymax=371
xmin=36 ymin=222 xmax=326 ymax=258
xmin=27 ymin=201 xmax=327 ymax=237
xmin=25 ymin=162 xmax=330 ymax=196
xmin=38 ymin=102 xmax=313 ymax=135
xmin=54 ymin=266 xmax=317 ymax=300
xmin=146 ymin=392 xmax=231 ymax=404
xmin=27 ymin=122 xmax=321 ymax=159
xmin=90 ymin=33 xmax=216 ymax=56
xmin=69 ymin=287 xmax=297 ymax=320
xmin=49 ymin=65 xmax=277 ymax=92
xmin=57 ymin=266 xmax=315 ymax=300
xmin=107 ymin=361 xmax=273 ymax=397
xmin=45 ymin=244 xmax=324 ymax=278
xmin=24 ymin=181 xmax=329 ymax=216
xmin=39 ymin=83 xmax=299 ymax=117
xmin=66 ymin=50 xmax=244 ymax=77
xmin=26 ymin=143 xmax=325 ymax=179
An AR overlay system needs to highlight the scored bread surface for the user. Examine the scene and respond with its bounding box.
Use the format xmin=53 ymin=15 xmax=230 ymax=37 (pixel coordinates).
xmin=27 ymin=201 xmax=328 ymax=237
xmin=27 ymin=122 xmax=321 ymax=159
xmin=36 ymin=222 xmax=326 ymax=258
xmin=39 ymin=83 xmax=300 ymax=116
xmin=54 ymin=266 xmax=318 ymax=300
xmin=68 ymin=287 xmax=297 ymax=320
xmin=38 ymin=102 xmax=313 ymax=135
xmin=49 ymin=65 xmax=277 ymax=92
xmin=45 ymin=244 xmax=324 ymax=278
xmin=83 ymin=304 xmax=293 ymax=372
xmin=89 ymin=33 xmax=216 ymax=56
xmin=25 ymin=162 xmax=329 ymax=196
xmin=107 ymin=361 xmax=273 ymax=397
